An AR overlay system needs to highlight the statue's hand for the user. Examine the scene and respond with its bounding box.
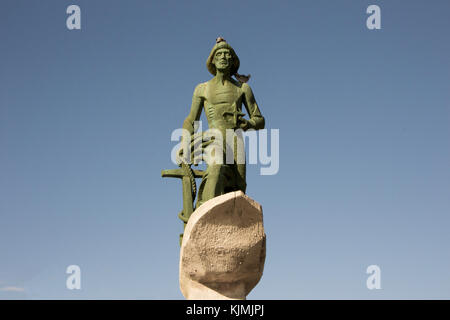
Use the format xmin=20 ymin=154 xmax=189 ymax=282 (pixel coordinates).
xmin=176 ymin=147 xmax=187 ymax=166
xmin=238 ymin=116 xmax=250 ymax=131
xmin=177 ymin=133 xmax=205 ymax=166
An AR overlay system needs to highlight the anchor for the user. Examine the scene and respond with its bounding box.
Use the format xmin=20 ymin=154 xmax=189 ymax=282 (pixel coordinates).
xmin=162 ymin=135 xmax=206 ymax=245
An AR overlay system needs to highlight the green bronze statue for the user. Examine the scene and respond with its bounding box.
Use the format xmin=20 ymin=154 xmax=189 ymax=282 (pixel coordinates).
xmin=162 ymin=38 xmax=265 ymax=244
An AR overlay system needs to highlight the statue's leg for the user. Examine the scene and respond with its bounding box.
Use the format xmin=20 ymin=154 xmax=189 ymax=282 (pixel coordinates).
xmin=236 ymin=163 xmax=247 ymax=193
xmin=234 ymin=132 xmax=247 ymax=193
xmin=196 ymin=164 xmax=226 ymax=208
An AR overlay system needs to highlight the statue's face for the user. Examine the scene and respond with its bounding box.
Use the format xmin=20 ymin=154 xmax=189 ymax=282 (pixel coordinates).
xmin=213 ymin=48 xmax=233 ymax=72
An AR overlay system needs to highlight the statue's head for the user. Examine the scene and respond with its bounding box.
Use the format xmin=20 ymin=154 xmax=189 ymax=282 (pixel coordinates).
xmin=206 ymin=38 xmax=240 ymax=76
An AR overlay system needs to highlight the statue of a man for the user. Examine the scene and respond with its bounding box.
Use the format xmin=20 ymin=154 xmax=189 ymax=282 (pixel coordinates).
xmin=180 ymin=38 xmax=265 ymax=209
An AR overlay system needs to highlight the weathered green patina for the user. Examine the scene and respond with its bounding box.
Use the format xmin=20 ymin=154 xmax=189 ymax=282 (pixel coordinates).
xmin=162 ymin=38 xmax=265 ymax=244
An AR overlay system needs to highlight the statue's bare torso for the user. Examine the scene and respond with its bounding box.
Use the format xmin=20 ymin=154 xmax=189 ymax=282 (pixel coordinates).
xmin=196 ymin=79 xmax=244 ymax=131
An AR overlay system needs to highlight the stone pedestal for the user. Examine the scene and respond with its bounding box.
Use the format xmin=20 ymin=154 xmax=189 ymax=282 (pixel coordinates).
xmin=179 ymin=191 xmax=266 ymax=300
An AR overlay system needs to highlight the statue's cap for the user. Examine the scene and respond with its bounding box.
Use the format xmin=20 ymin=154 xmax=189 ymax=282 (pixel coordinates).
xmin=206 ymin=37 xmax=240 ymax=76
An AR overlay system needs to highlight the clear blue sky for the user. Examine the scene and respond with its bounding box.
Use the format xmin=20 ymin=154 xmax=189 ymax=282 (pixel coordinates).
xmin=1 ymin=0 xmax=449 ymax=299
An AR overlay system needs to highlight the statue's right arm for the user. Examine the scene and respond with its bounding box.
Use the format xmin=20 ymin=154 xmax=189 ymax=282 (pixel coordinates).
xmin=182 ymin=83 xmax=204 ymax=135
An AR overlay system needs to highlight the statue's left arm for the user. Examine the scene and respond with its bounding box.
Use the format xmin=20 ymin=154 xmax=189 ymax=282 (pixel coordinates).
xmin=242 ymin=83 xmax=265 ymax=130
